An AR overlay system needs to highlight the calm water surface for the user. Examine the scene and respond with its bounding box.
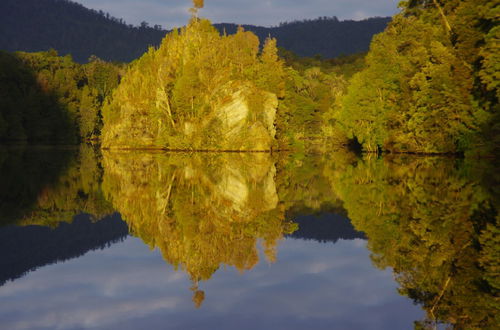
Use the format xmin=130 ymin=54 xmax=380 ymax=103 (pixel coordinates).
xmin=0 ymin=146 xmax=497 ymax=329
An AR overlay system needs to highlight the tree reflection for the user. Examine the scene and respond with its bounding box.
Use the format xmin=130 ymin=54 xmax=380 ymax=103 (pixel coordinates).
xmin=102 ymin=151 xmax=298 ymax=305
xmin=3 ymin=146 xmax=497 ymax=322
xmin=334 ymin=155 xmax=499 ymax=328
xmin=0 ymin=145 xmax=112 ymax=227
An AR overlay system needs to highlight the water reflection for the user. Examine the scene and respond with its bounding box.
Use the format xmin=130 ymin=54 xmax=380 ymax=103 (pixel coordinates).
xmin=0 ymin=213 xmax=127 ymax=286
xmin=0 ymin=145 xmax=112 ymax=227
xmin=101 ymin=151 xmax=297 ymax=306
xmin=289 ymin=213 xmax=366 ymax=243
xmin=0 ymin=147 xmax=497 ymax=329
xmin=0 ymin=145 xmax=74 ymax=226
xmin=335 ymin=156 xmax=499 ymax=328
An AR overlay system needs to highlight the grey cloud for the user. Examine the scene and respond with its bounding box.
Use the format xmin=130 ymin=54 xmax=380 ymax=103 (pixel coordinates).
xmin=74 ymin=0 xmax=399 ymax=29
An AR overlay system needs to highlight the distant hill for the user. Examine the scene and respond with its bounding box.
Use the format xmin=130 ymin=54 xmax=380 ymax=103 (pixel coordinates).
xmin=215 ymin=17 xmax=390 ymax=58
xmin=0 ymin=0 xmax=390 ymax=63
xmin=0 ymin=0 xmax=165 ymax=63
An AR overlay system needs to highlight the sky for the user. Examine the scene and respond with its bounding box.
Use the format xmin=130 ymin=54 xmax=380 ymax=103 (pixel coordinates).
xmin=74 ymin=0 xmax=400 ymax=29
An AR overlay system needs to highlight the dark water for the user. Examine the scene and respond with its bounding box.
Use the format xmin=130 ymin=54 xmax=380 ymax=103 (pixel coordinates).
xmin=0 ymin=146 xmax=497 ymax=329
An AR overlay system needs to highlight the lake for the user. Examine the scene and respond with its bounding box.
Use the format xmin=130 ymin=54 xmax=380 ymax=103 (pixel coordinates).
xmin=0 ymin=146 xmax=497 ymax=329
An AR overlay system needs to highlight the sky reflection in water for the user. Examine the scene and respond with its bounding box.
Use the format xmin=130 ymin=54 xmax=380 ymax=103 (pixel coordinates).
xmin=0 ymin=226 xmax=422 ymax=330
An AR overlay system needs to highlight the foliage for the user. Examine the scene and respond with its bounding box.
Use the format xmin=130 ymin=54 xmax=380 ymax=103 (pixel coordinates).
xmin=276 ymin=50 xmax=370 ymax=151
xmin=0 ymin=50 xmax=77 ymax=142
xmin=337 ymin=1 xmax=499 ymax=155
xmin=102 ymin=19 xmax=285 ymax=150
xmin=80 ymin=57 xmax=124 ymax=140
xmin=275 ymin=52 xmax=353 ymax=150
xmin=0 ymin=50 xmax=123 ymax=143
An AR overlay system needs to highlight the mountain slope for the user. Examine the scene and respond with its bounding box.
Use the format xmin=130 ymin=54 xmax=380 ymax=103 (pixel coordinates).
xmin=0 ymin=0 xmax=165 ymax=62
xmin=216 ymin=17 xmax=390 ymax=58
xmin=0 ymin=0 xmax=390 ymax=62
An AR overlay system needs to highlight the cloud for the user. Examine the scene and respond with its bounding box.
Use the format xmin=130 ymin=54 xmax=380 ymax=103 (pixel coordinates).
xmin=74 ymin=0 xmax=400 ymax=29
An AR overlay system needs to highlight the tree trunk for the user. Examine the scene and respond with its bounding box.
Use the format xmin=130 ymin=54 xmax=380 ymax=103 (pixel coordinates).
xmin=432 ymin=0 xmax=452 ymax=33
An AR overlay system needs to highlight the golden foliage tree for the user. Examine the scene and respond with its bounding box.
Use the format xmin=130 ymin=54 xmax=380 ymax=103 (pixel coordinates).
xmin=193 ymin=0 xmax=204 ymax=9
xmin=102 ymin=18 xmax=285 ymax=150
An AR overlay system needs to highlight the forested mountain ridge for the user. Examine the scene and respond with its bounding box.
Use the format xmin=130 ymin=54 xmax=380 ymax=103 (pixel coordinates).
xmin=0 ymin=0 xmax=390 ymax=63
xmin=215 ymin=17 xmax=390 ymax=58
xmin=0 ymin=0 xmax=166 ymax=63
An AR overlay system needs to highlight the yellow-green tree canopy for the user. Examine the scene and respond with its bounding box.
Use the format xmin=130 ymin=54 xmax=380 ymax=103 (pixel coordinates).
xmin=102 ymin=19 xmax=285 ymax=151
xmin=336 ymin=0 xmax=499 ymax=156
xmin=193 ymin=0 xmax=204 ymax=9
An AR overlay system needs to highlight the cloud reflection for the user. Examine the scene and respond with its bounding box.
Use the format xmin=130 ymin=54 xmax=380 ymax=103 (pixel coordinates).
xmin=0 ymin=237 xmax=423 ymax=330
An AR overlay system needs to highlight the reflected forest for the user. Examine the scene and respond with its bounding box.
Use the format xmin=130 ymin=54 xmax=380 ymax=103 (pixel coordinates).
xmin=0 ymin=0 xmax=498 ymax=329
xmin=1 ymin=145 xmax=498 ymax=327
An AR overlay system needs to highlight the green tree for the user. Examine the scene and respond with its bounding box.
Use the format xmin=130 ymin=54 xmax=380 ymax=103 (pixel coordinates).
xmin=337 ymin=1 xmax=498 ymax=155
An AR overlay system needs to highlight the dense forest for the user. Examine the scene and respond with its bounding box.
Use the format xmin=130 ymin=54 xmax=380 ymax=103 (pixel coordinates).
xmin=101 ymin=19 xmax=286 ymax=151
xmin=0 ymin=50 xmax=123 ymax=143
xmin=336 ymin=0 xmax=499 ymax=156
xmin=100 ymin=8 xmax=360 ymax=151
xmin=1 ymin=0 xmax=498 ymax=158
xmin=100 ymin=0 xmax=499 ymax=156
xmin=0 ymin=0 xmax=389 ymax=62
xmin=0 ymin=35 xmax=355 ymax=149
